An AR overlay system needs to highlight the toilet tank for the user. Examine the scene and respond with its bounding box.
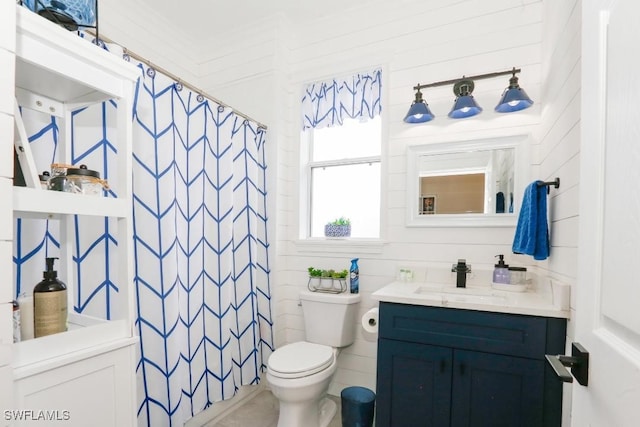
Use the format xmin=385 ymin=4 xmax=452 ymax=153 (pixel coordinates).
xmin=300 ymin=290 xmax=361 ymax=347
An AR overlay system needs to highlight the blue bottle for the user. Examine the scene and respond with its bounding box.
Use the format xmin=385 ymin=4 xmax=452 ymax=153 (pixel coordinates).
xmin=350 ymin=258 xmax=359 ymax=294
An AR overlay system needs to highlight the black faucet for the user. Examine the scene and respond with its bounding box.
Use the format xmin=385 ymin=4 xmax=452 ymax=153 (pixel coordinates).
xmin=451 ymin=259 xmax=471 ymax=288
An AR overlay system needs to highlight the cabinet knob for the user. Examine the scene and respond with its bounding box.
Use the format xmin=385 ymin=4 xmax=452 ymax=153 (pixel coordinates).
xmin=545 ymin=342 xmax=589 ymax=386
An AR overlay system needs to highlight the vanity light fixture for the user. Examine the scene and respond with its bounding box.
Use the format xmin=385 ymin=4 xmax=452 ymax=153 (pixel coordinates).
xmin=403 ymin=67 xmax=534 ymax=123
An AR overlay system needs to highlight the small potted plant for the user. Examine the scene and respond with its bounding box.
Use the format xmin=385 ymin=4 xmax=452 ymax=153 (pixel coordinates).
xmin=324 ymin=217 xmax=351 ymax=237
xmin=308 ymin=267 xmax=349 ymax=293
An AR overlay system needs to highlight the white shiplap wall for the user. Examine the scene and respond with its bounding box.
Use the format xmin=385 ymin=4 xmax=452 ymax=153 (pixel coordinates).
xmin=192 ymin=0 xmax=551 ymax=396
xmin=194 ymin=0 xmax=548 ymax=396
xmin=283 ymin=0 xmax=546 ymax=396
xmin=100 ymin=1 xmax=201 ymax=86
xmin=540 ymin=2 xmax=581 ymax=426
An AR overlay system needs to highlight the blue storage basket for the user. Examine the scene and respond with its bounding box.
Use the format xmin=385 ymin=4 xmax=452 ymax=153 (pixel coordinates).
xmin=23 ymin=0 xmax=96 ymax=29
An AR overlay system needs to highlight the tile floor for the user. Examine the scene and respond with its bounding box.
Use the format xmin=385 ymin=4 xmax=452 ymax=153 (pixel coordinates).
xmin=210 ymin=389 xmax=343 ymax=427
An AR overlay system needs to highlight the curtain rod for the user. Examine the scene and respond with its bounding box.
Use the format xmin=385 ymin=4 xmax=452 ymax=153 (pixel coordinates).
xmin=86 ymin=31 xmax=268 ymax=130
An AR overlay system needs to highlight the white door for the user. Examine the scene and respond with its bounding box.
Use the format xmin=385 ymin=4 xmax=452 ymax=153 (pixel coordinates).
xmin=575 ymin=0 xmax=640 ymax=425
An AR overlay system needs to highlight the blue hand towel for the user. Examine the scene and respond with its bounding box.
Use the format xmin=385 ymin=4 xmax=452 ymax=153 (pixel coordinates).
xmin=512 ymin=181 xmax=549 ymax=260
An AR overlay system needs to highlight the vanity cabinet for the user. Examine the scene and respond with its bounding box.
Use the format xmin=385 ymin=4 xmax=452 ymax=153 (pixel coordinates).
xmin=375 ymin=302 xmax=566 ymax=427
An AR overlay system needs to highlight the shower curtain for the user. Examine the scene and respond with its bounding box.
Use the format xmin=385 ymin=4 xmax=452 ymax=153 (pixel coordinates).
xmin=132 ymin=60 xmax=274 ymax=426
xmin=13 ymin=53 xmax=273 ymax=427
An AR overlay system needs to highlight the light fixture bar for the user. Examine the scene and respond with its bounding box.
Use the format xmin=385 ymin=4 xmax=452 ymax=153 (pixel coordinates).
xmin=404 ymin=66 xmax=532 ymax=123
xmin=413 ymin=68 xmax=521 ymax=91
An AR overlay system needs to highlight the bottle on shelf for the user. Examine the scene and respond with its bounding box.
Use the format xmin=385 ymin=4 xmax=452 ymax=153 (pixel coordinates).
xmin=12 ymin=299 xmax=21 ymax=343
xmin=18 ymin=292 xmax=34 ymax=340
xmin=33 ymin=257 xmax=68 ymax=338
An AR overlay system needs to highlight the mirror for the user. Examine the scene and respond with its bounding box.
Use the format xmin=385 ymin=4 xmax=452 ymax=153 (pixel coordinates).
xmin=406 ymin=135 xmax=529 ymax=227
xmin=418 ymin=148 xmax=514 ymax=215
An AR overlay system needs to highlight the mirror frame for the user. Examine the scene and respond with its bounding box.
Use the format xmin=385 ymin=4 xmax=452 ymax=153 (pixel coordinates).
xmin=406 ymin=134 xmax=530 ymax=227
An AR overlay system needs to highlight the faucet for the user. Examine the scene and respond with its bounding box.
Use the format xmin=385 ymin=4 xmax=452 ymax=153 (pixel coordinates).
xmin=451 ymin=259 xmax=471 ymax=288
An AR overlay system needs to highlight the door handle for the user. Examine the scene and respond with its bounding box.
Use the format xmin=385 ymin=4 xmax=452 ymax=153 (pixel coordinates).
xmin=545 ymin=342 xmax=589 ymax=386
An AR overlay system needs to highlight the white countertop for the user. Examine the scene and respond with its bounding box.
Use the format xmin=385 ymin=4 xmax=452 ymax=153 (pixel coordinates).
xmin=371 ymin=278 xmax=570 ymax=319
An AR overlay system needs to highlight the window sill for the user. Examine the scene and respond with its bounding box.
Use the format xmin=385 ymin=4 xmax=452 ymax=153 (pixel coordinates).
xmin=293 ymin=238 xmax=386 ymax=254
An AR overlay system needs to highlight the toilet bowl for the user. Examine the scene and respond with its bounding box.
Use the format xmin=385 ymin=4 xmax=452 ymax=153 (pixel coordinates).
xmin=267 ymin=342 xmax=338 ymax=427
xmin=267 ymin=291 xmax=360 ymax=427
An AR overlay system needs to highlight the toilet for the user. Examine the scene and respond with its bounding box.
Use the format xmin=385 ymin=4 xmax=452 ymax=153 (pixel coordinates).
xmin=267 ymin=290 xmax=361 ymax=427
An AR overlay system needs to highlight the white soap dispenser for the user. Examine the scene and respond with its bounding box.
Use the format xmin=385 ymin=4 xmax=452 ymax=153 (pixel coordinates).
xmin=493 ymin=254 xmax=511 ymax=284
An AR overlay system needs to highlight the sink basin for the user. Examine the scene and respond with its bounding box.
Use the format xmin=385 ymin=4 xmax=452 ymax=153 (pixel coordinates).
xmin=413 ymin=285 xmax=507 ymax=305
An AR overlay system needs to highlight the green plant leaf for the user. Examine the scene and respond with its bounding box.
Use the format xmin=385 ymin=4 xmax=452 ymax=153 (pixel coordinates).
xmin=326 ymin=216 xmax=351 ymax=226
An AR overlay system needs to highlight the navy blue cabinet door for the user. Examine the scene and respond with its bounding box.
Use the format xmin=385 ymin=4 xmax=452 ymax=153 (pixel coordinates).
xmin=376 ymin=339 xmax=452 ymax=427
xmin=451 ymin=349 xmax=545 ymax=427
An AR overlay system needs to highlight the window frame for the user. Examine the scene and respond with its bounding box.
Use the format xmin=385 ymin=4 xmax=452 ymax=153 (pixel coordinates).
xmin=301 ymin=118 xmax=383 ymax=241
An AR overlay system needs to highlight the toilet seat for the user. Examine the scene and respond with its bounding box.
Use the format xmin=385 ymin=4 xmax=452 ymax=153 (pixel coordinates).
xmin=268 ymin=341 xmax=334 ymax=379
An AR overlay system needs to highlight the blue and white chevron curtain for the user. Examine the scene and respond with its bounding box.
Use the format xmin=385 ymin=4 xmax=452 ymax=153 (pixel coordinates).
xmin=13 ymin=55 xmax=273 ymax=426
xmin=132 ymin=60 xmax=273 ymax=426
xmin=301 ymin=68 xmax=382 ymax=130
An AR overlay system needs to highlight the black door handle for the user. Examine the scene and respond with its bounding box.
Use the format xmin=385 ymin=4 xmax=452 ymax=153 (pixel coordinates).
xmin=545 ymin=342 xmax=589 ymax=386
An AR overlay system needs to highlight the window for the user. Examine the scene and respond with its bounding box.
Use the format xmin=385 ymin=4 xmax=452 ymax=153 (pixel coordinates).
xmin=304 ymin=116 xmax=381 ymax=238
xmin=300 ymin=68 xmax=382 ymax=239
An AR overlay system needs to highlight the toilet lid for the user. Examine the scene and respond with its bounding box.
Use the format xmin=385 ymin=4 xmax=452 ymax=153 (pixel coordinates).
xmin=268 ymin=342 xmax=334 ymax=379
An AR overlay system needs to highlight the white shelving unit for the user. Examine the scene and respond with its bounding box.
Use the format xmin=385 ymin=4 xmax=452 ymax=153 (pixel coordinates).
xmin=7 ymin=5 xmax=141 ymax=426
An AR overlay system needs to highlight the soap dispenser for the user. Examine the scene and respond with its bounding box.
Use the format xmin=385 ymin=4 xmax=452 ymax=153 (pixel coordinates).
xmin=493 ymin=254 xmax=511 ymax=284
xmin=33 ymin=257 xmax=68 ymax=338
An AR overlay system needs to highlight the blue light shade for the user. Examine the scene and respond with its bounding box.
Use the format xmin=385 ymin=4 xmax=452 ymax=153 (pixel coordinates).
xmin=495 ymin=87 xmax=533 ymax=112
xmin=448 ymin=95 xmax=482 ymax=119
xmin=404 ymin=101 xmax=434 ymax=123
xmin=495 ymin=75 xmax=534 ymax=113
xmin=404 ymin=89 xmax=434 ymax=123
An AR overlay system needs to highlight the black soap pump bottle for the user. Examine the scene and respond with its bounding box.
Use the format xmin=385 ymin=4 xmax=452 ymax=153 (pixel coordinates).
xmin=33 ymin=257 xmax=68 ymax=338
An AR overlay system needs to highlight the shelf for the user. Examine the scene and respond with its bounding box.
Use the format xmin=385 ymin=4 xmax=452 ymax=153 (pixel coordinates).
xmin=15 ymin=5 xmax=140 ymax=105
xmin=13 ymin=186 xmax=128 ymax=219
xmin=12 ymin=313 xmax=132 ymax=376
xmin=6 ymin=5 xmax=138 ymax=420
